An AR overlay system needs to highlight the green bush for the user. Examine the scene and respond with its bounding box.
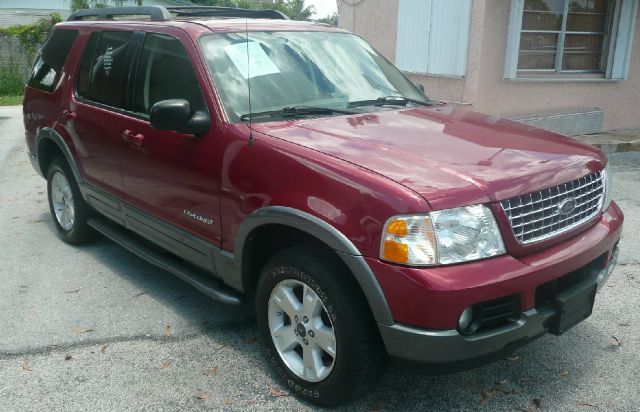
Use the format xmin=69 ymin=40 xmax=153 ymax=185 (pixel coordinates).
xmin=0 ymin=63 xmax=25 ymax=95
xmin=0 ymin=13 xmax=62 ymax=61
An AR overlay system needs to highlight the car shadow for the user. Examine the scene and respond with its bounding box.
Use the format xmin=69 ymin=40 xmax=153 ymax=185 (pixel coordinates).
xmin=38 ymin=212 xmax=605 ymax=411
xmin=37 ymin=210 xmax=256 ymax=330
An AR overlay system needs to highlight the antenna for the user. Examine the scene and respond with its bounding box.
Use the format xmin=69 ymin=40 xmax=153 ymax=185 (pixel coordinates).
xmin=245 ymin=19 xmax=254 ymax=146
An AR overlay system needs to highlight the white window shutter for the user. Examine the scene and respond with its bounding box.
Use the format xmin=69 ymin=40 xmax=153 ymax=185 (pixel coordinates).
xmin=427 ymin=0 xmax=472 ymax=76
xmin=396 ymin=0 xmax=432 ymax=73
xmin=609 ymin=0 xmax=638 ymax=80
xmin=396 ymin=0 xmax=471 ymax=77
xmin=504 ymin=0 xmax=524 ymax=79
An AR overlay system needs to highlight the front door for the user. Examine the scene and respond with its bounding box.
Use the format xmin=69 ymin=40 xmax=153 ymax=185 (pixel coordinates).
xmin=118 ymin=31 xmax=223 ymax=246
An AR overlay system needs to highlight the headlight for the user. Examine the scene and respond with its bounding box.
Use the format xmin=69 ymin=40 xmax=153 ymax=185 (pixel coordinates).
xmin=431 ymin=205 xmax=506 ymax=264
xmin=602 ymin=164 xmax=613 ymax=211
xmin=380 ymin=205 xmax=505 ymax=266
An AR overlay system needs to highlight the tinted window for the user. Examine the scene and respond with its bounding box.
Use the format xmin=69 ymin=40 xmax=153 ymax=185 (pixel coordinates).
xmin=28 ymin=29 xmax=78 ymax=92
xmin=133 ymin=33 xmax=205 ymax=115
xmin=76 ymin=32 xmax=100 ymax=97
xmin=81 ymin=31 xmax=133 ymax=108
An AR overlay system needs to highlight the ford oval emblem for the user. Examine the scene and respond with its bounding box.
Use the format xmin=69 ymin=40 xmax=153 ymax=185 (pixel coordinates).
xmin=558 ymin=198 xmax=577 ymax=216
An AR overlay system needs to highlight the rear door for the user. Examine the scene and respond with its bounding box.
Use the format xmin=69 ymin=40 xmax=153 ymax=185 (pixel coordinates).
xmin=71 ymin=30 xmax=137 ymax=198
xmin=117 ymin=30 xmax=223 ymax=246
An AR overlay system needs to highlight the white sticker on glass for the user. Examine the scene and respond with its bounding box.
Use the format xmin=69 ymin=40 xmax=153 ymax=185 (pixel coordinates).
xmin=103 ymin=45 xmax=113 ymax=77
xmin=224 ymin=41 xmax=280 ymax=79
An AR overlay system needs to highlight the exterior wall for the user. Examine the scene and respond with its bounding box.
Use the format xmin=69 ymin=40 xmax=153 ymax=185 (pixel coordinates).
xmin=0 ymin=10 xmax=71 ymax=28
xmin=339 ymin=0 xmax=640 ymax=130
xmin=339 ymin=0 xmax=399 ymax=60
xmin=0 ymin=35 xmax=31 ymax=78
xmin=474 ymin=1 xmax=640 ymax=130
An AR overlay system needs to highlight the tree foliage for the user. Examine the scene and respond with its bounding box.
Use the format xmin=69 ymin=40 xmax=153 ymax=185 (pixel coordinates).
xmin=314 ymin=12 xmax=338 ymax=26
xmin=190 ymin=0 xmax=315 ymax=21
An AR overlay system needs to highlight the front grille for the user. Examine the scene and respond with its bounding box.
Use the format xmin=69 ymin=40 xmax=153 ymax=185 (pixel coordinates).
xmin=501 ymin=171 xmax=605 ymax=244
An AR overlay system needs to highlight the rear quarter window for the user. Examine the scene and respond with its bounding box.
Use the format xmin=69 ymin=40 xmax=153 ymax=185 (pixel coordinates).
xmin=28 ymin=29 xmax=79 ymax=93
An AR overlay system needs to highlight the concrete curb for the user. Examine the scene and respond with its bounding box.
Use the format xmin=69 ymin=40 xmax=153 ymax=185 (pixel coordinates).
xmin=573 ymin=129 xmax=640 ymax=154
xmin=588 ymin=140 xmax=640 ymax=154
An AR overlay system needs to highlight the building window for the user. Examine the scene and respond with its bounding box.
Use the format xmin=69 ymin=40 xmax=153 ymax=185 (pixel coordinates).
xmin=519 ymin=0 xmax=611 ymax=73
xmin=505 ymin=0 xmax=638 ymax=80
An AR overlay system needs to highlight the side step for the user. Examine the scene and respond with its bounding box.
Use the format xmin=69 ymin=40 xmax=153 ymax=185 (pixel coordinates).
xmin=88 ymin=217 xmax=243 ymax=305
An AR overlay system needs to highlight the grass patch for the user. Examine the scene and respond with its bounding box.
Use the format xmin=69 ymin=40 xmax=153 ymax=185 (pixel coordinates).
xmin=0 ymin=95 xmax=23 ymax=106
xmin=0 ymin=63 xmax=25 ymax=95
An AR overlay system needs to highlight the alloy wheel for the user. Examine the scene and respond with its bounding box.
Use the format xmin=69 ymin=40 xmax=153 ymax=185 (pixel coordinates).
xmin=268 ymin=279 xmax=337 ymax=382
xmin=51 ymin=171 xmax=75 ymax=231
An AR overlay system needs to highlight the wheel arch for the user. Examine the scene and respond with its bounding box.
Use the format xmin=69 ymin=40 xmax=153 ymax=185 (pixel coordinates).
xmin=36 ymin=127 xmax=83 ymax=185
xmin=233 ymin=206 xmax=394 ymax=325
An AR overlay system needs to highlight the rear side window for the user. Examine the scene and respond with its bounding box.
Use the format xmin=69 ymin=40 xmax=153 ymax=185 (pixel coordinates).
xmin=76 ymin=32 xmax=100 ymax=97
xmin=28 ymin=29 xmax=78 ymax=92
xmin=133 ymin=33 xmax=205 ymax=115
xmin=76 ymin=31 xmax=133 ymax=108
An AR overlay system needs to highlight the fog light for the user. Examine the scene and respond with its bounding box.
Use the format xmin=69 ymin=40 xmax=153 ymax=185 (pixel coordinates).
xmin=458 ymin=306 xmax=474 ymax=332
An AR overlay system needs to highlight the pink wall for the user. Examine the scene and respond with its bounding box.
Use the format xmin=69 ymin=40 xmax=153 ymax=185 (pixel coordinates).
xmin=339 ymin=0 xmax=640 ymax=130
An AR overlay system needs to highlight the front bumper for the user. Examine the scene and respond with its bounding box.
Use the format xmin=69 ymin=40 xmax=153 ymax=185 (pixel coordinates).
xmin=379 ymin=247 xmax=617 ymax=368
xmin=374 ymin=202 xmax=623 ymax=367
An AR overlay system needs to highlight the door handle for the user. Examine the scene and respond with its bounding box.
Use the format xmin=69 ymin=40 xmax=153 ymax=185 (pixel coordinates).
xmin=62 ymin=109 xmax=77 ymax=121
xmin=122 ymin=130 xmax=145 ymax=147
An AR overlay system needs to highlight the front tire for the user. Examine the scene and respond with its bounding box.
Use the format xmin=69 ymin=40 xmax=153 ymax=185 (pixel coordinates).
xmin=256 ymin=246 xmax=385 ymax=406
xmin=47 ymin=156 xmax=95 ymax=244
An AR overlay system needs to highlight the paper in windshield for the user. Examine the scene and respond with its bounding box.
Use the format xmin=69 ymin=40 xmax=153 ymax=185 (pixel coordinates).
xmin=224 ymin=41 xmax=280 ymax=79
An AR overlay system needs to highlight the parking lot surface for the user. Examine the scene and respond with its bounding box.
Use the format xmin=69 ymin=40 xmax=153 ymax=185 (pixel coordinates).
xmin=1 ymin=105 xmax=639 ymax=411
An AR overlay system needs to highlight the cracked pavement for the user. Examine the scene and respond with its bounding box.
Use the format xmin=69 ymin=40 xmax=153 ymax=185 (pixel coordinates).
xmin=1 ymin=105 xmax=639 ymax=411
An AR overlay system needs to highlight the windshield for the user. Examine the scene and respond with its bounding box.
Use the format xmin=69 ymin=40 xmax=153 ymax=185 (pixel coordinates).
xmin=199 ymin=31 xmax=431 ymax=122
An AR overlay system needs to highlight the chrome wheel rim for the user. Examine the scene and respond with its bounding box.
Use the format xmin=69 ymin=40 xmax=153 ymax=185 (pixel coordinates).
xmin=268 ymin=279 xmax=337 ymax=382
xmin=51 ymin=171 xmax=75 ymax=231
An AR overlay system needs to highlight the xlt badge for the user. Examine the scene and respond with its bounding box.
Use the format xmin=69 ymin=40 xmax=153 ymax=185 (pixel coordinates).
xmin=183 ymin=209 xmax=214 ymax=225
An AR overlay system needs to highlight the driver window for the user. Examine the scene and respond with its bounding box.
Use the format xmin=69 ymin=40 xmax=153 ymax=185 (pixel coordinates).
xmin=133 ymin=33 xmax=206 ymax=115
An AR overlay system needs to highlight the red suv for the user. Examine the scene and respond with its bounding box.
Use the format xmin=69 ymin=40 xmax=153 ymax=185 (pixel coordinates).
xmin=23 ymin=6 xmax=623 ymax=406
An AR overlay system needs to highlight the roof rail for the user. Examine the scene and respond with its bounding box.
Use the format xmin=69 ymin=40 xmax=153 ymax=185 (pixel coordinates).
xmin=67 ymin=6 xmax=173 ymax=22
xmin=165 ymin=6 xmax=289 ymax=20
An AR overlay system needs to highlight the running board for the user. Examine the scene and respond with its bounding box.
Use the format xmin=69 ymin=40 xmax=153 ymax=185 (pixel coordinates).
xmin=88 ymin=217 xmax=243 ymax=305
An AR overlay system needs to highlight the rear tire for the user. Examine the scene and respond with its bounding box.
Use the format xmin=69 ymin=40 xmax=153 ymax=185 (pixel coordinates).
xmin=46 ymin=156 xmax=95 ymax=245
xmin=255 ymin=245 xmax=385 ymax=406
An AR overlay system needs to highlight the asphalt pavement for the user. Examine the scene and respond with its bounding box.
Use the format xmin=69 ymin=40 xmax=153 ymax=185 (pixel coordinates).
xmin=1 ymin=105 xmax=639 ymax=411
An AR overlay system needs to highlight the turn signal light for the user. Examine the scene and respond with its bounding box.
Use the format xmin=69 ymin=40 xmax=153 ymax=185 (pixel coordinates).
xmin=381 ymin=240 xmax=409 ymax=263
xmin=380 ymin=216 xmax=437 ymax=265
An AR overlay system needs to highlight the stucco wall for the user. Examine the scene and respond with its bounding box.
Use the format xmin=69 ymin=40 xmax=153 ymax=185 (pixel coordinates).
xmin=339 ymin=0 xmax=399 ymax=61
xmin=339 ymin=0 xmax=468 ymax=104
xmin=473 ymin=1 xmax=640 ymax=130
xmin=339 ymin=0 xmax=640 ymax=130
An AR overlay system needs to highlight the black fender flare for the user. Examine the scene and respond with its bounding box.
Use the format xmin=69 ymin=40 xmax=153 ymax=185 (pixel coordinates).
xmin=35 ymin=127 xmax=84 ymax=185
xmin=231 ymin=206 xmax=394 ymax=325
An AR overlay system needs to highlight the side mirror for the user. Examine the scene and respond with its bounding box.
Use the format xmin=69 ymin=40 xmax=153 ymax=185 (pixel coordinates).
xmin=150 ymin=99 xmax=210 ymax=135
xmin=413 ymin=81 xmax=425 ymax=93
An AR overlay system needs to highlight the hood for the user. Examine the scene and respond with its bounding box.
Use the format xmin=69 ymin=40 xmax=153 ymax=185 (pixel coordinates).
xmin=253 ymin=105 xmax=605 ymax=211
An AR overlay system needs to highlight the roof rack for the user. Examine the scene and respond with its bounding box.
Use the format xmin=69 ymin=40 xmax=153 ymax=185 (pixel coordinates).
xmin=67 ymin=5 xmax=289 ymax=22
xmin=68 ymin=6 xmax=173 ymax=21
xmin=166 ymin=6 xmax=289 ymax=20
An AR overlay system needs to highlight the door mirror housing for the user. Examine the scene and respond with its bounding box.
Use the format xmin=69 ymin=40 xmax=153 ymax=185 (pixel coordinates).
xmin=150 ymin=99 xmax=210 ymax=135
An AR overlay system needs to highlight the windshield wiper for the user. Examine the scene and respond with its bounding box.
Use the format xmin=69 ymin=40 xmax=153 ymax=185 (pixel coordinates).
xmin=240 ymin=106 xmax=355 ymax=121
xmin=348 ymin=95 xmax=434 ymax=108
